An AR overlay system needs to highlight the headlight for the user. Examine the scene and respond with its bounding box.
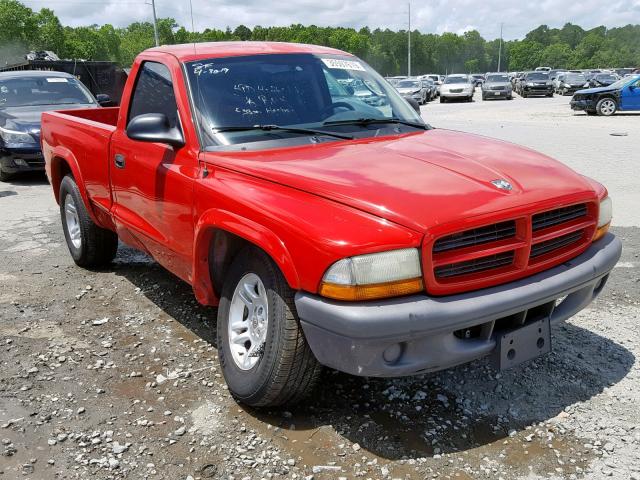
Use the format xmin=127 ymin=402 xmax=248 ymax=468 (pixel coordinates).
xmin=0 ymin=126 xmax=36 ymax=145
xmin=319 ymin=248 xmax=423 ymax=301
xmin=593 ymin=196 xmax=612 ymax=242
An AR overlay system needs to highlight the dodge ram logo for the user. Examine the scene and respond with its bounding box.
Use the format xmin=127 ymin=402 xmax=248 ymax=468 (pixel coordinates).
xmin=491 ymin=179 xmax=513 ymax=191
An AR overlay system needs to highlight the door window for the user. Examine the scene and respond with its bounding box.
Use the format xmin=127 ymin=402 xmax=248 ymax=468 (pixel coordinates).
xmin=128 ymin=61 xmax=179 ymax=128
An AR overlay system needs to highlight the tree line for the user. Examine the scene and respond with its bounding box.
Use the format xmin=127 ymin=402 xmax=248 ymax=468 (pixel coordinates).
xmin=1 ymin=0 xmax=639 ymax=74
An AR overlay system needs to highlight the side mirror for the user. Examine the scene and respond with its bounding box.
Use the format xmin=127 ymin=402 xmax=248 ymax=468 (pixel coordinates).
xmin=96 ymin=94 xmax=113 ymax=106
xmin=126 ymin=113 xmax=185 ymax=148
xmin=406 ymin=97 xmax=421 ymax=113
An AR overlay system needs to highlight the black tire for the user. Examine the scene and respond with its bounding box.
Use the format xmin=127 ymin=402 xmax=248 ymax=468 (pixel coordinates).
xmin=217 ymin=247 xmax=322 ymax=407
xmin=0 ymin=168 xmax=13 ymax=182
xmin=440 ymin=96 xmax=446 ymax=103
xmin=482 ymin=93 xmax=486 ymax=101
xmin=596 ymin=97 xmax=617 ymax=116
xmin=507 ymin=94 xmax=513 ymax=100
xmin=521 ymin=92 xmax=527 ymax=98
xmin=59 ymin=175 xmax=118 ymax=268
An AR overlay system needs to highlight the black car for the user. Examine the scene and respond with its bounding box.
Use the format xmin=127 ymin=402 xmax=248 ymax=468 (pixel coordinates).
xmin=519 ymin=71 xmax=554 ymax=98
xmin=555 ymin=72 xmax=588 ymax=95
xmin=588 ymin=73 xmax=619 ymax=88
xmin=0 ymin=71 xmax=106 ymax=181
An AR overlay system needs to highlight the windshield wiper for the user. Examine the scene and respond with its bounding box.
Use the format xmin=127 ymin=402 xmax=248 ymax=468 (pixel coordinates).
xmin=213 ymin=124 xmax=353 ymax=140
xmin=323 ymin=117 xmax=430 ymax=130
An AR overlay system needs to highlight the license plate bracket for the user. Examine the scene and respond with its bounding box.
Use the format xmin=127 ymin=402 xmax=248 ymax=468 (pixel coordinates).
xmin=491 ymin=317 xmax=551 ymax=371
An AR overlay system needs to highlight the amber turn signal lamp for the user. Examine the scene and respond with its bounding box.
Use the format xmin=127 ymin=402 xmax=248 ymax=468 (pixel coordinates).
xmin=592 ymin=222 xmax=610 ymax=242
xmin=319 ymin=277 xmax=424 ymax=301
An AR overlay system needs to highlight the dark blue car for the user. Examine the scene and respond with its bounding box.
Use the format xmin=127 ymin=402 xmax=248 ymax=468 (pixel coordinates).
xmin=571 ymin=74 xmax=640 ymax=116
xmin=0 ymin=71 xmax=102 ymax=181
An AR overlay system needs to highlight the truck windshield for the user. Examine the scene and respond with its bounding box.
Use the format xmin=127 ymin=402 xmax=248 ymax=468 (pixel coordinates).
xmin=186 ymin=53 xmax=424 ymax=147
xmin=0 ymin=76 xmax=95 ymax=107
xmin=486 ymin=74 xmax=509 ymax=82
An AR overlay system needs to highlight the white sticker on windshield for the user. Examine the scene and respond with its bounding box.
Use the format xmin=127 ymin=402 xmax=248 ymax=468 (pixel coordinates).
xmin=321 ymin=58 xmax=366 ymax=72
xmin=46 ymin=78 xmax=68 ymax=83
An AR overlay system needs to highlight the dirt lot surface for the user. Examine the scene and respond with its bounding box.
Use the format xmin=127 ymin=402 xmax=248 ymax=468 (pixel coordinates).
xmin=1 ymin=91 xmax=639 ymax=480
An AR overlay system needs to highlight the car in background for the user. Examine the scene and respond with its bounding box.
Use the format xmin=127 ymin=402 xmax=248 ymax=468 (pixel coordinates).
xmin=470 ymin=74 xmax=485 ymax=87
xmin=588 ymin=73 xmax=619 ymax=88
xmin=481 ymin=73 xmax=513 ymax=100
xmin=519 ymin=71 xmax=554 ymax=98
xmin=421 ymin=78 xmax=438 ymax=101
xmin=571 ymin=74 xmax=640 ymax=116
xmin=555 ymin=72 xmax=588 ymax=95
xmin=423 ymin=74 xmax=443 ymax=96
xmin=385 ymin=76 xmax=407 ymax=87
xmin=548 ymin=69 xmax=566 ymax=82
xmin=395 ymin=78 xmax=430 ymax=104
xmin=615 ymin=68 xmax=634 ymax=77
xmin=0 ymin=70 xmax=106 ymax=182
xmin=512 ymin=72 xmax=525 ymax=90
xmin=440 ymin=74 xmax=474 ymax=102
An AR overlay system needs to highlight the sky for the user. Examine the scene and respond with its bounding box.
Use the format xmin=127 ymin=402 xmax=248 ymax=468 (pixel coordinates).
xmin=19 ymin=0 xmax=640 ymax=40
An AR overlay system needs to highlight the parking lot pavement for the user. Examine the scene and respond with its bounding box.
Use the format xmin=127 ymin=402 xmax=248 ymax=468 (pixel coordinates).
xmin=1 ymin=98 xmax=639 ymax=479
xmin=423 ymin=89 xmax=640 ymax=227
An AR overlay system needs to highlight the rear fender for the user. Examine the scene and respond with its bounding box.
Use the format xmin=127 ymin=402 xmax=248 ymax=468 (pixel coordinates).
xmin=48 ymin=146 xmax=99 ymax=224
xmin=192 ymin=209 xmax=299 ymax=306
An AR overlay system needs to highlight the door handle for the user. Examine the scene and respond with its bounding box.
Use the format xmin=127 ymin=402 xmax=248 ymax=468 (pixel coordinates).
xmin=114 ymin=154 xmax=126 ymax=169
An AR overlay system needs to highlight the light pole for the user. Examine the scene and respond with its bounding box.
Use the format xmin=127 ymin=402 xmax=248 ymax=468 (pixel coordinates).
xmin=497 ymin=22 xmax=503 ymax=72
xmin=151 ymin=0 xmax=159 ymax=47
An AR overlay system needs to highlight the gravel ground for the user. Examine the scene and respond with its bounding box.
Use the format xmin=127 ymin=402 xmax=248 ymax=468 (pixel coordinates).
xmin=1 ymin=90 xmax=639 ymax=480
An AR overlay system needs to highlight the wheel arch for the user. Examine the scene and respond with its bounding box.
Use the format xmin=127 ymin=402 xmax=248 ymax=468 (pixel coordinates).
xmin=48 ymin=148 xmax=97 ymax=222
xmin=191 ymin=209 xmax=300 ymax=306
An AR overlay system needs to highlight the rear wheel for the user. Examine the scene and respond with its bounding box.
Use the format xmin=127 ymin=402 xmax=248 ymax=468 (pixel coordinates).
xmin=59 ymin=175 xmax=118 ymax=268
xmin=217 ymin=247 xmax=322 ymax=407
xmin=596 ymin=97 xmax=617 ymax=116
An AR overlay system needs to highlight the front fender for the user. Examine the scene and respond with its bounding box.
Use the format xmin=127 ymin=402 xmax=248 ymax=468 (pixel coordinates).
xmin=191 ymin=208 xmax=299 ymax=306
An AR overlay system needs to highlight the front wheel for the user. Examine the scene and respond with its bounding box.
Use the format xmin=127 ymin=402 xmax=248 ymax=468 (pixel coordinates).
xmin=440 ymin=97 xmax=446 ymax=103
xmin=596 ymin=98 xmax=617 ymax=116
xmin=59 ymin=175 xmax=118 ymax=268
xmin=0 ymin=168 xmax=13 ymax=182
xmin=217 ymin=247 xmax=322 ymax=407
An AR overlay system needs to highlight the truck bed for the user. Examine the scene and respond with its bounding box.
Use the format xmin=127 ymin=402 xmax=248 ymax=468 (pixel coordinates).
xmin=41 ymin=107 xmax=120 ymax=215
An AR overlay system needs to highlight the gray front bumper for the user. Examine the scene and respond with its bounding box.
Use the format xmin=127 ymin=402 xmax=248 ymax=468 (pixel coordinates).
xmin=296 ymin=234 xmax=621 ymax=377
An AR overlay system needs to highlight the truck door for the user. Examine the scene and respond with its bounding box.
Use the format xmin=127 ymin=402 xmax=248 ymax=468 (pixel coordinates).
xmin=621 ymin=78 xmax=640 ymax=110
xmin=110 ymin=59 xmax=199 ymax=282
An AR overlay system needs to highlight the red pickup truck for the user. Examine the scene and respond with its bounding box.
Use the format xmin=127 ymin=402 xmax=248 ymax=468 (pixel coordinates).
xmin=42 ymin=42 xmax=621 ymax=407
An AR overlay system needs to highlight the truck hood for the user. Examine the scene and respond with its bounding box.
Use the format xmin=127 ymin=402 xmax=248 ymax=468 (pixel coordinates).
xmin=206 ymin=129 xmax=596 ymax=232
